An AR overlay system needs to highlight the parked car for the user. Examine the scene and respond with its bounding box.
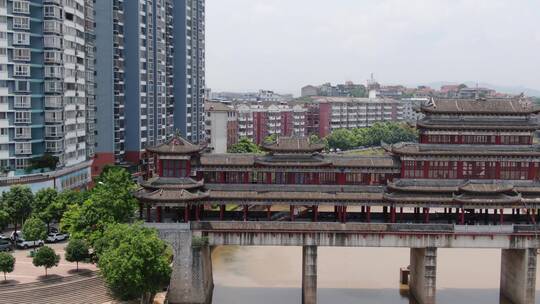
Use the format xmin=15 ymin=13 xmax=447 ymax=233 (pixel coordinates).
xmin=0 ymin=239 xmax=12 ymax=252
xmin=0 ymin=233 xmax=9 ymax=241
xmin=48 ymin=227 xmax=59 ymax=234
xmin=16 ymin=238 xmax=44 ymax=249
xmin=10 ymin=230 xmax=22 ymax=242
xmin=46 ymin=232 xmax=69 ymax=243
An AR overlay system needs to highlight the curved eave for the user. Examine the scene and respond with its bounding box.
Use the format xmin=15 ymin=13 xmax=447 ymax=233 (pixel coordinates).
xmin=420 ymin=106 xmax=540 ymax=115
xmin=209 ymin=191 xmax=383 ymax=202
xmin=254 ymin=160 xmax=333 ymax=167
xmin=390 ymin=148 xmax=540 ymax=157
xmin=417 ymin=122 xmax=539 ymax=131
xmin=386 ymin=182 xmax=457 ymax=193
xmin=383 ymin=193 xmax=453 ymax=203
xmin=134 ymin=189 xmax=210 ymax=203
xmin=452 ymin=194 xmax=521 ymax=204
xmin=458 ymin=182 xmax=515 ymax=194
xmin=140 ymin=179 xmax=205 ymax=190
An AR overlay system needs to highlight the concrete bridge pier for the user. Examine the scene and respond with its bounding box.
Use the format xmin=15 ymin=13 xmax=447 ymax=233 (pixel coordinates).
xmin=302 ymin=245 xmax=317 ymax=304
xmin=409 ymin=247 xmax=437 ymax=304
xmin=157 ymin=227 xmax=213 ymax=304
xmin=500 ymin=248 xmax=537 ymax=304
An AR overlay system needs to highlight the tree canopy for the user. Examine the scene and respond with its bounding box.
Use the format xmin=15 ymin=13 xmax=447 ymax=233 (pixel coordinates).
xmin=32 ymin=188 xmax=58 ymax=230
xmin=2 ymin=185 xmax=33 ymax=230
xmin=325 ymin=122 xmax=418 ymax=151
xmin=0 ymin=252 xmax=15 ymax=281
xmin=61 ymin=167 xmax=137 ymax=246
xmin=228 ymin=137 xmax=262 ymax=153
xmin=65 ymin=239 xmax=89 ymax=271
xmin=32 ymin=246 xmax=60 ymax=277
xmin=22 ymin=217 xmax=47 ymax=242
xmin=97 ymin=223 xmax=172 ymax=300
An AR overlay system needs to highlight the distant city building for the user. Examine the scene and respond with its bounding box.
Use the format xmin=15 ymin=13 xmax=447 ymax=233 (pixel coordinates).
xmin=211 ymin=90 xmax=292 ymax=103
xmin=236 ymin=104 xmax=307 ymax=145
xmin=301 ymin=85 xmax=319 ymax=97
xmin=205 ymin=102 xmax=238 ymax=153
xmin=301 ymin=82 xmax=367 ymax=98
xmin=400 ymin=98 xmax=427 ymax=122
xmin=0 ymin=0 xmax=96 ymax=191
xmin=315 ymin=97 xmax=404 ymax=137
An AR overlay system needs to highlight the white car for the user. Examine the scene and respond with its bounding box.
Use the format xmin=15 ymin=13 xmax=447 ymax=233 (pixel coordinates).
xmin=16 ymin=238 xmax=44 ymax=249
xmin=46 ymin=232 xmax=69 ymax=243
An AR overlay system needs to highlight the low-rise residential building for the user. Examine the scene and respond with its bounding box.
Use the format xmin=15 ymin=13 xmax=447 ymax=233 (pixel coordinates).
xmin=315 ymin=97 xmax=404 ymax=137
xmin=205 ymin=102 xmax=238 ymax=153
xmin=236 ymin=104 xmax=307 ymax=144
xmin=301 ymin=82 xmax=367 ymax=98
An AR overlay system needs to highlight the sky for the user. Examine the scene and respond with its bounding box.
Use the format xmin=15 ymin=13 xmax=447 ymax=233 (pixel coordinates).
xmin=206 ymin=0 xmax=540 ymax=96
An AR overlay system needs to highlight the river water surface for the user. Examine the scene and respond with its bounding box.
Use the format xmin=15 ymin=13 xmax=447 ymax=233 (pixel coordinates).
xmin=212 ymin=246 xmax=540 ymax=304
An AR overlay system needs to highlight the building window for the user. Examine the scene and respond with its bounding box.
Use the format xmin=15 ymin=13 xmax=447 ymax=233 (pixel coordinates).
xmin=15 ymin=80 xmax=29 ymax=92
xmin=428 ymin=161 xmax=457 ymax=179
xmin=162 ymin=160 xmax=188 ymax=178
xmin=12 ymin=1 xmax=30 ymax=14
xmin=13 ymin=32 xmax=29 ymax=45
xmin=501 ymin=162 xmax=529 ymax=180
xmin=14 ymin=64 xmax=30 ymax=77
xmin=404 ymin=161 xmax=424 ymax=178
xmin=12 ymin=16 xmax=30 ymax=29
xmin=15 ymin=111 xmax=31 ymax=123
xmin=13 ymin=48 xmax=30 ymax=61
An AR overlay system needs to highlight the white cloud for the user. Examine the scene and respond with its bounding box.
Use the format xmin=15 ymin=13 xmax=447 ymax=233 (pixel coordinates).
xmin=206 ymin=0 xmax=540 ymax=95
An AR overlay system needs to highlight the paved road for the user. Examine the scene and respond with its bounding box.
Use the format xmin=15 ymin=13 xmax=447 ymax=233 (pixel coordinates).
xmin=5 ymin=242 xmax=98 ymax=284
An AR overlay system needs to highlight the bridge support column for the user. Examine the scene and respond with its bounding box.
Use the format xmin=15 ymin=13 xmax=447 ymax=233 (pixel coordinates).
xmin=302 ymin=245 xmax=317 ymax=304
xmin=161 ymin=230 xmax=213 ymax=304
xmin=409 ymin=247 xmax=437 ymax=304
xmin=500 ymin=248 xmax=537 ymax=304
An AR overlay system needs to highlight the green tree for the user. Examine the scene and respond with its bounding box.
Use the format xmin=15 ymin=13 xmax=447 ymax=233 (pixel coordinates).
xmin=228 ymin=138 xmax=261 ymax=153
xmin=32 ymin=246 xmax=60 ymax=277
xmin=0 ymin=208 xmax=9 ymax=232
xmin=97 ymin=223 xmax=172 ymax=301
xmin=22 ymin=217 xmax=47 ymax=250
xmin=263 ymin=134 xmax=278 ymax=144
xmin=49 ymin=190 xmax=87 ymax=226
xmin=3 ymin=185 xmax=33 ymax=231
xmin=326 ymin=129 xmax=357 ymax=150
xmin=65 ymin=239 xmax=89 ymax=271
xmin=61 ymin=167 xmax=137 ymax=246
xmin=0 ymin=252 xmax=15 ymax=281
xmin=32 ymin=188 xmax=58 ymax=232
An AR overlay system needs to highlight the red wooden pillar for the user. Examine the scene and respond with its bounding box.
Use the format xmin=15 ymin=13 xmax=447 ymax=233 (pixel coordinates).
xmin=290 ymin=205 xmax=295 ymax=221
xmin=312 ymin=205 xmax=318 ymax=222
xmin=184 ymin=205 xmax=190 ymax=223
xmin=532 ymin=209 xmax=537 ymax=224
xmin=499 ymin=209 xmax=504 ymax=225
xmin=267 ymin=205 xmax=271 ymax=221
xmin=366 ymin=206 xmax=371 ymax=223
xmin=243 ymin=205 xmax=248 ymax=221
xmin=423 ymin=208 xmax=430 ymax=223
xmin=399 ymin=207 xmax=404 ymax=221
xmin=342 ymin=206 xmax=347 ymax=223
xmin=334 ymin=206 xmax=338 ymax=221
xmin=195 ymin=205 xmax=201 ymax=221
xmin=390 ymin=206 xmax=396 ymax=223
xmin=219 ymin=205 xmax=225 ymax=220
xmin=146 ymin=206 xmax=152 ymax=222
xmin=157 ymin=206 xmax=162 ymax=223
xmin=460 ymin=208 xmax=465 ymax=225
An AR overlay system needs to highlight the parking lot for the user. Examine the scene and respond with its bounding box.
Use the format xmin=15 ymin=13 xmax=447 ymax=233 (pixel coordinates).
xmin=2 ymin=241 xmax=98 ymax=284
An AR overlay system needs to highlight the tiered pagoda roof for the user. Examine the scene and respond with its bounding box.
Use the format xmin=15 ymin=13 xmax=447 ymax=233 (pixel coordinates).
xmin=384 ymin=179 xmax=528 ymax=207
xmin=419 ymin=98 xmax=540 ymax=115
xmin=388 ymin=142 xmax=540 ymax=157
xmin=146 ymin=134 xmax=206 ymax=155
xmin=261 ymin=137 xmax=326 ymax=154
xmin=417 ymin=117 xmax=540 ymax=130
xmin=134 ymin=177 xmax=209 ymax=204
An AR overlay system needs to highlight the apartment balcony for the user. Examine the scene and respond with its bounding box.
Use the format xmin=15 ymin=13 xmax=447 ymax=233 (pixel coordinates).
xmin=45 ymin=97 xmax=63 ymax=108
xmin=45 ymin=140 xmax=63 ymax=153
xmin=45 ymin=110 xmax=63 ymax=124
xmin=15 ymin=144 xmax=32 ymax=155
xmin=14 ymin=96 xmax=31 ymax=108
